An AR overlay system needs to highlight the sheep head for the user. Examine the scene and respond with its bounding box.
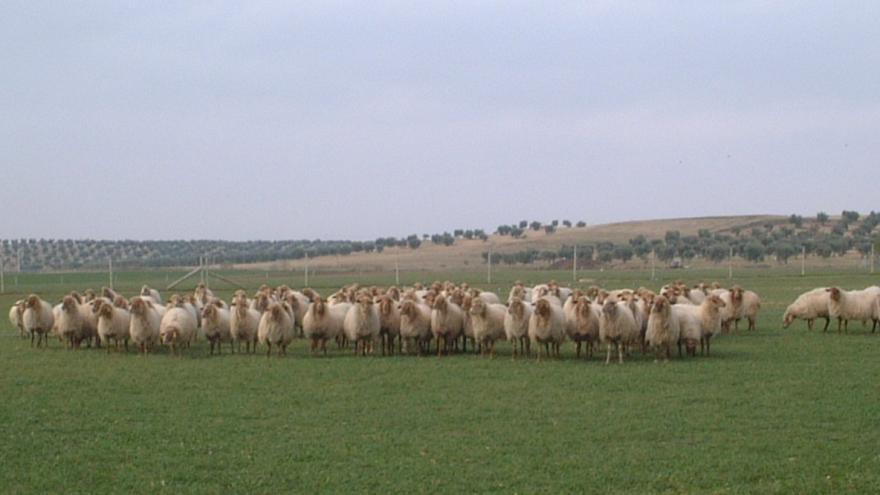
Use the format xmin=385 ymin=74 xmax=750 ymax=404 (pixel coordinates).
xmin=535 ymin=299 xmax=551 ymax=320
xmin=826 ymin=287 xmax=841 ymax=302
xmin=509 ymin=299 xmax=525 ymax=320
xmin=62 ymin=295 xmax=78 ymax=312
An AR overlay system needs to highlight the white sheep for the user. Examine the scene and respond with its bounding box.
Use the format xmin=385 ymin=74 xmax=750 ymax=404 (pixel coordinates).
xmin=672 ymin=294 xmax=726 ymax=356
xmin=826 ymin=286 xmax=880 ymax=333
xmin=504 ymin=298 xmax=533 ymax=358
xmin=303 ymin=297 xmax=349 ymax=355
xmin=430 ymin=295 xmax=464 ymax=356
xmin=96 ymin=302 xmax=131 ymax=352
xmin=23 ymin=295 xmax=55 ymax=348
xmin=9 ymin=300 xmax=26 ymax=338
xmin=645 ymin=295 xmax=681 ymax=362
xmin=129 ymin=297 xmax=161 ymax=354
xmin=56 ymin=295 xmax=86 ymax=349
xmin=202 ymin=304 xmax=232 ymax=355
xmin=528 ymin=298 xmax=566 ymax=361
xmin=258 ymin=302 xmax=295 ymax=357
xmin=343 ymin=296 xmax=381 ymax=356
xmin=564 ymin=296 xmax=601 ymax=359
xmin=599 ymin=300 xmax=638 ymax=365
xmin=399 ymin=299 xmax=432 ymax=355
xmin=160 ymin=306 xmax=198 ymax=356
xmin=469 ymin=298 xmax=507 ymax=357
xmin=140 ymin=285 xmax=163 ymax=304
xmin=230 ymin=295 xmax=261 ymax=353
xmin=782 ymin=288 xmax=831 ymax=331
xmin=376 ymin=295 xmax=401 ymax=356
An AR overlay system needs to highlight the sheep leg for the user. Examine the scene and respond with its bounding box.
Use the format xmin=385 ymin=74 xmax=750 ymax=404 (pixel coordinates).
xmin=822 ymin=317 xmax=830 ymax=332
xmin=837 ymin=317 xmax=843 ymax=333
xmin=706 ymin=337 xmax=711 ymax=356
xmin=749 ymin=317 xmax=756 ymax=331
xmin=873 ymin=319 xmax=878 ymax=333
xmin=807 ymin=319 xmax=814 ymax=331
xmin=618 ymin=343 xmax=624 ymax=364
xmin=576 ymin=341 xmax=581 ymax=358
xmin=266 ymin=343 xmax=272 ymax=358
xmin=605 ymin=343 xmax=612 ymax=365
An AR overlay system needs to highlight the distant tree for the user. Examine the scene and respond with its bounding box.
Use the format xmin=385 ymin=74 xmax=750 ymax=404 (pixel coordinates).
xmin=529 ymin=221 xmax=542 ymax=231
xmin=551 ymin=219 xmax=559 ymax=227
xmin=773 ymin=242 xmax=796 ymax=263
xmin=613 ymin=245 xmax=634 ymax=263
xmin=464 ymin=230 xmax=474 ymax=240
xmin=698 ymin=229 xmax=712 ymax=239
xmin=817 ymin=212 xmax=829 ymax=224
xmin=562 ymin=220 xmax=572 ymax=228
xmin=497 ymin=225 xmax=511 ymax=236
xmin=708 ymin=243 xmax=729 ymax=263
xmin=454 ymin=229 xmax=464 ymax=238
xmin=664 ymin=230 xmax=681 ymax=245
xmin=544 ymin=225 xmax=556 ymax=234
xmin=789 ymin=214 xmax=803 ymax=228
xmin=744 ymin=242 xmax=766 ymax=262
xmin=407 ymin=235 xmax=421 ymax=249
xmin=842 ymin=210 xmax=860 ymax=223
xmin=519 ymin=220 xmax=528 ymax=229
xmin=576 ymin=221 xmax=586 ymax=228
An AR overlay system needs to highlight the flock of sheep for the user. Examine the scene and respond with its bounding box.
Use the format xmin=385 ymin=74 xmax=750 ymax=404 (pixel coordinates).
xmin=8 ymin=280 xmax=770 ymax=363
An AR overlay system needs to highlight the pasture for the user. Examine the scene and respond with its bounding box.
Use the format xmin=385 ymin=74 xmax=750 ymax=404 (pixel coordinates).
xmin=2 ymin=267 xmax=879 ymax=493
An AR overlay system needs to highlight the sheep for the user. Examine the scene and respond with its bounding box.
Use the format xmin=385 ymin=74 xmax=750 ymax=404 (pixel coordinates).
xmin=140 ymin=285 xmax=163 ymax=304
xmin=564 ymin=296 xmax=601 ymax=359
xmin=96 ymin=302 xmax=131 ymax=352
xmin=102 ymin=286 xmax=121 ymax=302
xmin=376 ymin=295 xmax=401 ymax=355
xmin=194 ymin=282 xmax=214 ymax=306
xmin=23 ymin=295 xmax=55 ymax=348
xmin=129 ymin=297 xmax=162 ymax=354
xmin=713 ymin=287 xmax=761 ymax=332
xmin=303 ymin=297 xmax=350 ymax=355
xmin=258 ymin=302 xmax=295 ymax=357
xmin=431 ymin=295 xmax=465 ymax=356
xmin=504 ymin=298 xmax=533 ymax=358
xmin=673 ymin=294 xmax=726 ymax=356
xmin=343 ymin=296 xmax=381 ymax=356
xmin=826 ymin=286 xmax=880 ymax=333
xmin=599 ymin=300 xmax=638 ymax=365
xmin=468 ymin=298 xmax=507 ymax=357
xmin=56 ymin=295 xmax=87 ymax=349
xmin=202 ymin=304 xmax=232 ymax=355
xmin=470 ymin=289 xmax=501 ymax=305
xmin=528 ymin=299 xmax=566 ymax=361
xmin=645 ymin=296 xmax=681 ymax=362
xmin=782 ymin=288 xmax=831 ymax=331
xmin=230 ymin=295 xmax=261 ymax=353
xmin=399 ymin=300 xmax=433 ymax=355
xmin=284 ymin=291 xmax=310 ymax=336
xmin=159 ymin=306 xmax=198 ymax=356
xmin=9 ymin=300 xmax=26 ymax=338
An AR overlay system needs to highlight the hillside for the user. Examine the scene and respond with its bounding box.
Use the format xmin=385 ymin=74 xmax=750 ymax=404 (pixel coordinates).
xmin=233 ymin=215 xmax=792 ymax=271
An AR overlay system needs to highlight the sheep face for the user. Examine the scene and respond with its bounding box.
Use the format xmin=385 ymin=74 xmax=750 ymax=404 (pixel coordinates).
xmin=826 ymin=287 xmax=841 ymax=302
xmin=509 ymin=299 xmax=525 ymax=319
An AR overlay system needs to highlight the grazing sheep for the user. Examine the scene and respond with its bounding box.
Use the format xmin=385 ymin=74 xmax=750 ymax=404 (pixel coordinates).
xmin=202 ymin=304 xmax=232 ymax=355
xmin=258 ymin=303 xmax=295 ymax=357
xmin=399 ymin=300 xmax=432 ymax=355
xmin=343 ymin=296 xmax=381 ymax=356
xmin=96 ymin=302 xmax=131 ymax=352
xmin=159 ymin=307 xmax=198 ymax=356
xmin=23 ymin=295 xmax=55 ymax=348
xmin=431 ymin=295 xmax=464 ymax=356
xmin=783 ymin=288 xmax=831 ymax=331
xmin=645 ymin=296 xmax=681 ymax=362
xmin=230 ymin=295 xmax=261 ymax=353
xmin=673 ymin=294 xmax=726 ymax=356
xmin=826 ymin=286 xmax=880 ymax=333
xmin=504 ymin=298 xmax=533 ymax=358
xmin=376 ymin=296 xmax=401 ymax=355
xmin=468 ymin=298 xmax=507 ymax=357
xmin=9 ymin=300 xmax=26 ymax=338
xmin=129 ymin=297 xmax=162 ymax=354
xmin=564 ymin=296 xmax=601 ymax=359
xmin=528 ymin=299 xmax=566 ymax=361
xmin=599 ymin=300 xmax=638 ymax=365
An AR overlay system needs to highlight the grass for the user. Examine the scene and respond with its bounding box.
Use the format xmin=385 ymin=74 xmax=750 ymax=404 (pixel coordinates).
xmin=1 ymin=267 xmax=880 ymax=493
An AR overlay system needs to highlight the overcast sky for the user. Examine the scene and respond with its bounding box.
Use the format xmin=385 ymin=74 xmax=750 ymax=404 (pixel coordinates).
xmin=2 ymin=2 xmax=878 ymax=241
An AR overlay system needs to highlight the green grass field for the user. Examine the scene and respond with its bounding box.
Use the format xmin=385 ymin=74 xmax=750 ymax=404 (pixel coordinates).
xmin=2 ymin=267 xmax=879 ymax=493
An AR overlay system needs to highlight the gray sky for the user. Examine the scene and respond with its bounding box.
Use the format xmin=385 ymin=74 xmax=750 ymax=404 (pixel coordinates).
xmin=3 ymin=1 xmax=878 ymax=241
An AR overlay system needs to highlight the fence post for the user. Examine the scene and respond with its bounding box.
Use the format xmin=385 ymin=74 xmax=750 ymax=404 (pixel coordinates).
xmin=728 ymin=247 xmax=733 ymax=280
xmin=572 ymin=245 xmax=578 ymax=283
